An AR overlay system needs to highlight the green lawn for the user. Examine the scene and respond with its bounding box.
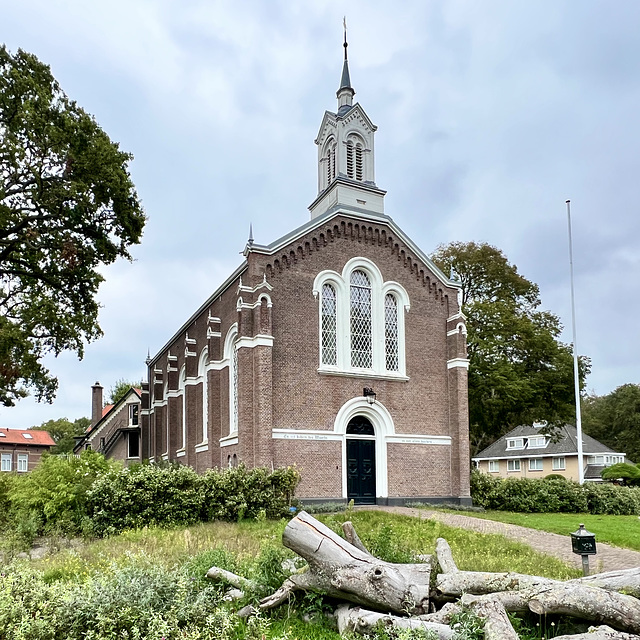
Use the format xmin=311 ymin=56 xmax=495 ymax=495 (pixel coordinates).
xmin=438 ymin=510 xmax=640 ymax=552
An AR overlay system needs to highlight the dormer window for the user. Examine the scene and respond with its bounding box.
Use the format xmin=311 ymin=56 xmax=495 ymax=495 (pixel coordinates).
xmin=506 ymin=438 xmax=525 ymax=450
xmin=527 ymin=435 xmax=547 ymax=448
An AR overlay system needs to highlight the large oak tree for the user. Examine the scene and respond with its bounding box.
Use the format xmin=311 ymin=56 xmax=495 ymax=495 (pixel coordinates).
xmin=431 ymin=241 xmax=589 ymax=454
xmin=0 ymin=46 xmax=145 ymax=406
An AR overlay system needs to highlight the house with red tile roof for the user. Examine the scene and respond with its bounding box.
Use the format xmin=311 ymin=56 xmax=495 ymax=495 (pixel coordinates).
xmin=0 ymin=428 xmax=56 ymax=472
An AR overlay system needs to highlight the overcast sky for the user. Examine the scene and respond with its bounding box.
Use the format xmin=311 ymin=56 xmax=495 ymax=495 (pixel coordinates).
xmin=2 ymin=0 xmax=639 ymax=428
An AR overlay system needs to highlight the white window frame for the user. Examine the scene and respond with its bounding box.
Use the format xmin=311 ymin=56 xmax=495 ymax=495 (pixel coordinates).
xmin=198 ymin=347 xmax=209 ymax=446
xmin=507 ymin=459 xmax=521 ymax=472
xmin=528 ymin=458 xmax=543 ymax=471
xmin=1 ymin=453 xmax=11 ymax=472
xmin=17 ymin=453 xmax=28 ymax=472
xmin=488 ymin=460 xmax=499 ymax=473
xmin=127 ymin=432 xmax=140 ymax=459
xmin=552 ymin=457 xmax=566 ymax=470
xmin=224 ymin=324 xmax=239 ymax=435
xmin=527 ymin=436 xmax=546 ymax=448
xmin=128 ymin=403 xmax=139 ymax=426
xmin=506 ymin=438 xmax=525 ymax=450
xmin=313 ymin=257 xmax=409 ymax=378
xmin=177 ymin=365 xmax=186 ymax=454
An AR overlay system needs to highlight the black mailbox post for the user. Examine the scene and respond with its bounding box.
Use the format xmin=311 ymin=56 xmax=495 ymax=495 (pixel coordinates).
xmin=571 ymin=524 xmax=596 ymax=575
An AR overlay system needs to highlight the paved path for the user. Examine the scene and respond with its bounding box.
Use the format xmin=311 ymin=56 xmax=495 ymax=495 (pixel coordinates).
xmin=358 ymin=506 xmax=640 ymax=573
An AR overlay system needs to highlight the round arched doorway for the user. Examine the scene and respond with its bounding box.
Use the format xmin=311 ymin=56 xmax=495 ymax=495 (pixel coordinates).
xmin=346 ymin=416 xmax=376 ymax=504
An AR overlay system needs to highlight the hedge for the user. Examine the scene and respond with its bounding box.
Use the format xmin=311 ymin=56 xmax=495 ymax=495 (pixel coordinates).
xmin=470 ymin=470 xmax=640 ymax=515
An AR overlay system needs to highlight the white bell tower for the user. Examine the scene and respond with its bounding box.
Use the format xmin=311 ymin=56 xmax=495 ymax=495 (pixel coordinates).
xmin=309 ymin=27 xmax=386 ymax=219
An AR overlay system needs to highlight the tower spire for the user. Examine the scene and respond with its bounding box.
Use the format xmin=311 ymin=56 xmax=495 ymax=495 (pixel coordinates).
xmin=337 ymin=17 xmax=355 ymax=114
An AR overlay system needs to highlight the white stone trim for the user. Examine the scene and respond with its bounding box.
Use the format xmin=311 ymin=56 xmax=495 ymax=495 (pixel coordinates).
xmin=195 ymin=441 xmax=209 ymax=453
xmin=447 ymin=322 xmax=467 ymax=337
xmin=272 ymin=429 xmax=343 ymax=442
xmin=220 ymin=432 xmax=238 ymax=447
xmin=176 ymin=448 xmax=186 ymax=458
xmin=236 ymin=335 xmax=274 ymax=349
xmin=199 ymin=347 xmax=209 ymax=445
xmin=179 ymin=365 xmax=186 ymax=451
xmin=334 ymin=397 xmax=395 ymax=499
xmin=318 ymin=368 xmax=409 ymax=381
xmin=447 ymin=311 xmax=467 ymax=322
xmin=161 ymin=453 xmax=169 ymax=461
xmin=447 ymin=357 xmax=470 ymax=370
xmin=238 ymin=274 xmax=273 ymax=294
xmin=386 ymin=434 xmax=451 ymax=445
xmin=207 ymin=328 xmax=222 ymax=338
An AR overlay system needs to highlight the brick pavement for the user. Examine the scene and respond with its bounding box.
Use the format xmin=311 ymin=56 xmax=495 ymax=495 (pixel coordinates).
xmin=359 ymin=506 xmax=640 ymax=573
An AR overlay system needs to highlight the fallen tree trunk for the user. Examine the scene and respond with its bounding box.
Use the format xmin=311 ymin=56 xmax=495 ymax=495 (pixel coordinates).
xmin=259 ymin=511 xmax=431 ymax=615
xmin=554 ymin=626 xmax=640 ymax=640
xmin=335 ymin=605 xmax=455 ymax=639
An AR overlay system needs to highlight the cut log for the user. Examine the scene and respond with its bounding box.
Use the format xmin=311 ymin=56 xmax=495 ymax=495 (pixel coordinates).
xmin=342 ymin=521 xmax=369 ymax=554
xmin=554 ymin=625 xmax=640 ymax=639
xmin=259 ymin=511 xmax=431 ymax=615
xmin=527 ymin=583 xmax=640 ymax=635
xmin=437 ymin=569 xmax=557 ymax=596
xmin=335 ymin=605 xmax=455 ymax=639
xmin=205 ymin=566 xmax=257 ymax=591
xmin=435 ymin=538 xmax=459 ymax=573
xmin=573 ymin=568 xmax=640 ymax=598
xmin=461 ymin=595 xmax=519 ymax=640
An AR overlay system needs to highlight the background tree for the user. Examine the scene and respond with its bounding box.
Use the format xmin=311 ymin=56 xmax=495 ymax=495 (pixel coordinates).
xmin=431 ymin=241 xmax=589 ymax=454
xmin=600 ymin=462 xmax=640 ymax=486
xmin=582 ymin=383 xmax=640 ymax=463
xmin=0 ymin=46 xmax=145 ymax=406
xmin=31 ymin=416 xmax=89 ymax=453
xmin=107 ymin=378 xmax=142 ymax=406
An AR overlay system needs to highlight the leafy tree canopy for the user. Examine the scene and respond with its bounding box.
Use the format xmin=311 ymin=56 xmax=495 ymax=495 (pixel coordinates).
xmin=600 ymin=462 xmax=640 ymax=486
xmin=31 ymin=416 xmax=89 ymax=454
xmin=582 ymin=383 xmax=640 ymax=463
xmin=0 ymin=46 xmax=145 ymax=407
xmin=107 ymin=378 xmax=142 ymax=405
xmin=431 ymin=241 xmax=589 ymax=454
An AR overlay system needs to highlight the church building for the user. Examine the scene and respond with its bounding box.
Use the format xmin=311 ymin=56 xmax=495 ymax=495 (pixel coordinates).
xmin=141 ymin=40 xmax=471 ymax=505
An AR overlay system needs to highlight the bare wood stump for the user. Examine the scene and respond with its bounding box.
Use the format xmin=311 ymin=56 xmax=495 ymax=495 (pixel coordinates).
xmin=260 ymin=511 xmax=431 ymax=615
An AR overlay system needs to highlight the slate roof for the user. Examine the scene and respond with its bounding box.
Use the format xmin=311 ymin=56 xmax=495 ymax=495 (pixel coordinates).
xmin=0 ymin=428 xmax=56 ymax=447
xmin=473 ymin=424 xmax=620 ymax=460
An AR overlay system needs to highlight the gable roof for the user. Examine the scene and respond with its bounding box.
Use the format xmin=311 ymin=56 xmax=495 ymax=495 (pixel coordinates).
xmin=75 ymin=387 xmax=141 ymax=450
xmin=0 ymin=428 xmax=56 ymax=447
xmin=148 ymin=205 xmax=461 ymax=368
xmin=473 ymin=424 xmax=622 ymax=460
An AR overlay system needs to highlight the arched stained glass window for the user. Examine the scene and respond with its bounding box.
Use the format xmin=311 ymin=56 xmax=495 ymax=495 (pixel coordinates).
xmin=321 ymin=283 xmax=337 ymax=365
xmin=350 ymin=270 xmax=372 ymax=368
xmin=385 ymin=294 xmax=399 ymax=371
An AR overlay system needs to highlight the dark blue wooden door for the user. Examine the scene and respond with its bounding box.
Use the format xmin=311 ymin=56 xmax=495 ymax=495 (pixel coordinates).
xmin=347 ymin=438 xmax=376 ymax=504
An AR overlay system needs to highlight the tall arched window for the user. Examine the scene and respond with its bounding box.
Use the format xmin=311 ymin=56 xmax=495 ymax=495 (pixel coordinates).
xmin=384 ymin=294 xmax=399 ymax=371
xmin=321 ymin=283 xmax=337 ymax=366
xmin=179 ymin=366 xmax=186 ymax=451
xmin=199 ymin=348 xmax=208 ymax=444
xmin=231 ymin=346 xmax=238 ymax=432
xmin=350 ymin=270 xmax=372 ymax=368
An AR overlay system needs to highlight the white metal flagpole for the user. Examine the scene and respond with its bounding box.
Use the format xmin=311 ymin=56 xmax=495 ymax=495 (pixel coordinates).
xmin=566 ymin=199 xmax=584 ymax=484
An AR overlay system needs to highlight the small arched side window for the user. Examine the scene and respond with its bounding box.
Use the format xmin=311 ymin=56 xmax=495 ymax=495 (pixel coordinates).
xmin=199 ymin=348 xmax=208 ymax=444
xmin=384 ymin=293 xmax=399 ymax=371
xmin=321 ymin=283 xmax=337 ymax=366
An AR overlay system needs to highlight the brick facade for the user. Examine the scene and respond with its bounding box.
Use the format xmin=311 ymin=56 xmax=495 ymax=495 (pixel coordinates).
xmin=142 ymin=54 xmax=471 ymax=504
xmin=143 ymin=212 xmax=471 ymax=504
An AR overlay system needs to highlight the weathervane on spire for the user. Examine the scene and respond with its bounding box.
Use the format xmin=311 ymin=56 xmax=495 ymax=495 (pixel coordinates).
xmin=343 ymin=17 xmax=348 ymax=60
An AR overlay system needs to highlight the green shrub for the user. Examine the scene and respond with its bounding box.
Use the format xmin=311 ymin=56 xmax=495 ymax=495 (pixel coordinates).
xmin=9 ymin=450 xmax=117 ymax=536
xmin=87 ymin=463 xmax=300 ymax=536
xmin=87 ymin=462 xmax=205 ymax=535
xmin=201 ymin=465 xmax=300 ymax=522
xmin=470 ymin=470 xmax=640 ymax=515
